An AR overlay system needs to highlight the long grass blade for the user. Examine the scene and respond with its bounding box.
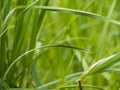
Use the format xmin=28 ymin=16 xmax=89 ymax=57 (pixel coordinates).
xmin=2 ymin=44 xmax=89 ymax=84
xmin=34 ymin=6 xmax=120 ymax=25
xmin=36 ymin=72 xmax=82 ymax=89
xmin=83 ymin=54 xmax=120 ymax=76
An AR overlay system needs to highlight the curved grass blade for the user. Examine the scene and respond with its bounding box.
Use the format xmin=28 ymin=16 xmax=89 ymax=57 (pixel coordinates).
xmin=1 ymin=44 xmax=90 ymax=85
xmin=34 ymin=6 xmax=120 ymax=25
xmin=83 ymin=54 xmax=120 ymax=76
xmin=34 ymin=6 xmax=104 ymax=19
xmin=53 ymin=54 xmax=120 ymax=88
xmin=1 ymin=5 xmax=120 ymax=37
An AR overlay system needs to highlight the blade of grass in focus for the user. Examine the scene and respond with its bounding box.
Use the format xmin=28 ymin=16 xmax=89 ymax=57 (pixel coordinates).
xmin=83 ymin=53 xmax=120 ymax=76
xmin=34 ymin=6 xmax=120 ymax=25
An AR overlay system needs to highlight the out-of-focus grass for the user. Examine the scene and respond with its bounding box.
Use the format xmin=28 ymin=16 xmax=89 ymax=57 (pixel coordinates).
xmin=0 ymin=0 xmax=120 ymax=90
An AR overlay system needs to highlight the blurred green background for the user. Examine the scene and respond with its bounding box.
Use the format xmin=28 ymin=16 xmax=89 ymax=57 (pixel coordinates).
xmin=0 ymin=0 xmax=120 ymax=90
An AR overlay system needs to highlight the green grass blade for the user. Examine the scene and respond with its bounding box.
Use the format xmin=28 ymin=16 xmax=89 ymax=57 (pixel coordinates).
xmin=0 ymin=0 xmax=39 ymax=37
xmin=84 ymin=53 xmax=120 ymax=76
xmin=34 ymin=6 xmax=120 ymax=25
xmin=36 ymin=72 xmax=82 ymax=89
xmin=34 ymin=6 xmax=105 ymax=19
xmin=2 ymin=44 xmax=89 ymax=84
xmin=95 ymin=0 xmax=117 ymax=60
xmin=29 ymin=0 xmax=50 ymax=87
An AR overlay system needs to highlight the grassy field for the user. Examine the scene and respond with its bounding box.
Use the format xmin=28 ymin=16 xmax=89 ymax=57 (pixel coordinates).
xmin=0 ymin=0 xmax=120 ymax=90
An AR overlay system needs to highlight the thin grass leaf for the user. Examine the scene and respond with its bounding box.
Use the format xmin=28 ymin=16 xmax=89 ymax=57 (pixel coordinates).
xmin=34 ymin=6 xmax=104 ymax=18
xmin=0 ymin=79 xmax=9 ymax=88
xmin=83 ymin=54 xmax=120 ymax=76
xmin=101 ymin=67 xmax=120 ymax=72
xmin=1 ymin=0 xmax=120 ymax=89
xmin=0 ymin=0 xmax=10 ymax=20
xmin=0 ymin=0 xmax=11 ymax=84
xmin=34 ymin=6 xmax=120 ymax=25
xmin=0 ymin=0 xmax=39 ymax=37
xmin=19 ymin=0 xmax=39 ymax=16
xmin=36 ymin=72 xmax=82 ymax=89
xmin=1 ymin=4 xmax=120 ymax=37
xmin=29 ymin=0 xmax=50 ymax=87
xmin=95 ymin=0 xmax=117 ymax=60
xmin=1 ymin=44 xmax=89 ymax=84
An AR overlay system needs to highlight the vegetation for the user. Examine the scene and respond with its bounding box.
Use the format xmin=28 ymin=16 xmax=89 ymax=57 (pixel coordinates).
xmin=0 ymin=0 xmax=120 ymax=90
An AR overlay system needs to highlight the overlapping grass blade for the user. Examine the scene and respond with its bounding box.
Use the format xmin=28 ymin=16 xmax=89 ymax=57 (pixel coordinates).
xmin=0 ymin=0 xmax=120 ymax=89
xmin=95 ymin=0 xmax=117 ymax=60
xmin=2 ymin=44 xmax=89 ymax=85
xmin=83 ymin=53 xmax=120 ymax=76
xmin=56 ymin=53 xmax=120 ymax=87
xmin=0 ymin=0 xmax=39 ymax=37
xmin=0 ymin=0 xmax=11 ymax=81
xmin=29 ymin=0 xmax=50 ymax=87
xmin=1 ymin=4 xmax=120 ymax=37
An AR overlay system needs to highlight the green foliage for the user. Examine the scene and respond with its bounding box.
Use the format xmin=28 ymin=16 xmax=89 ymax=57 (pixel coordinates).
xmin=0 ymin=0 xmax=120 ymax=90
